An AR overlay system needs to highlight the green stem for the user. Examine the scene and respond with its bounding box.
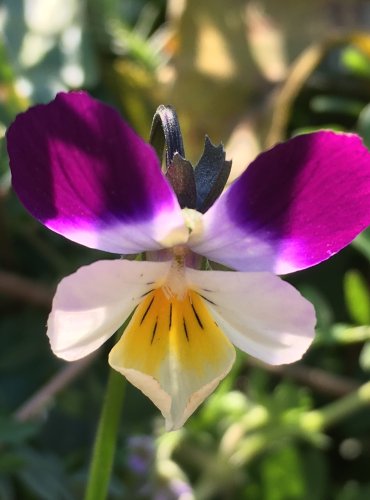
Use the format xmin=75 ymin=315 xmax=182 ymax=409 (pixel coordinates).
xmin=84 ymin=367 xmax=126 ymax=500
xmin=301 ymin=380 xmax=370 ymax=432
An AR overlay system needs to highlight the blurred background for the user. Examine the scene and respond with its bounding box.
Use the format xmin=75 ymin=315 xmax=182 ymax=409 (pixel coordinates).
xmin=2 ymin=0 xmax=370 ymax=498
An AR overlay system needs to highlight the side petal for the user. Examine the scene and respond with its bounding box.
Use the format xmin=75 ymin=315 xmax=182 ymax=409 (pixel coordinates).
xmin=188 ymin=132 xmax=370 ymax=273
xmin=7 ymin=91 xmax=188 ymax=254
xmin=187 ymin=269 xmax=316 ymax=365
xmin=109 ymin=288 xmax=235 ymax=430
xmin=48 ymin=259 xmax=171 ymax=361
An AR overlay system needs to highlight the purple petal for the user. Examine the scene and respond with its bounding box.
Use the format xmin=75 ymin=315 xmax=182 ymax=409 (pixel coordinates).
xmin=7 ymin=91 xmax=187 ymax=254
xmin=189 ymin=131 xmax=370 ymax=274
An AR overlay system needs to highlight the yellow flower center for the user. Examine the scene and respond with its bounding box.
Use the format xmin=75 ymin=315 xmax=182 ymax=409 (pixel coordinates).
xmin=114 ymin=286 xmax=230 ymax=377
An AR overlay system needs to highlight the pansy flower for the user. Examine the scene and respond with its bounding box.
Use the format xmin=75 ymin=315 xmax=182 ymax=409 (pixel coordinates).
xmin=6 ymin=91 xmax=370 ymax=430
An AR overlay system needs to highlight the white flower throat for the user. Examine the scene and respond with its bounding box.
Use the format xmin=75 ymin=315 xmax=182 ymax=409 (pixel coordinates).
xmin=162 ymin=246 xmax=189 ymax=301
xmin=153 ymin=207 xmax=204 ymax=301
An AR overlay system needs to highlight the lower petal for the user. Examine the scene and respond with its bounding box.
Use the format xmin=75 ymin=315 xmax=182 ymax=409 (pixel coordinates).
xmin=48 ymin=259 xmax=171 ymax=361
xmin=187 ymin=269 xmax=316 ymax=365
xmin=108 ymin=288 xmax=235 ymax=430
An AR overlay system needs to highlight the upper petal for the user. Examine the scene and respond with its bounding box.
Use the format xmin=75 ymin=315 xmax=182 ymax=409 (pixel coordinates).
xmin=7 ymin=91 xmax=188 ymax=254
xmin=187 ymin=269 xmax=316 ymax=365
xmin=48 ymin=259 xmax=171 ymax=361
xmin=188 ymin=132 xmax=370 ymax=274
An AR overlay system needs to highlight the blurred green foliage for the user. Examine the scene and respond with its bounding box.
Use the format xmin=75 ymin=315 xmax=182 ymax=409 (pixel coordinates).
xmin=2 ymin=1 xmax=370 ymax=499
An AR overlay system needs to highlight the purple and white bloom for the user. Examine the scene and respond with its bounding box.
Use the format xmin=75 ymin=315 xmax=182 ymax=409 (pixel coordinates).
xmin=6 ymin=91 xmax=370 ymax=430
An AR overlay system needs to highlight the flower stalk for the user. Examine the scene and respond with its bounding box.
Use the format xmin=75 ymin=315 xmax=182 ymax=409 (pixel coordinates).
xmin=84 ymin=366 xmax=126 ymax=500
xmin=301 ymin=379 xmax=370 ymax=432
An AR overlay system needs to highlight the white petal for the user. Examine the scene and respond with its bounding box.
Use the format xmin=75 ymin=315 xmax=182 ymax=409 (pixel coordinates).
xmin=48 ymin=259 xmax=171 ymax=361
xmin=109 ymin=288 xmax=235 ymax=430
xmin=64 ymin=209 xmax=190 ymax=255
xmin=187 ymin=269 xmax=316 ymax=365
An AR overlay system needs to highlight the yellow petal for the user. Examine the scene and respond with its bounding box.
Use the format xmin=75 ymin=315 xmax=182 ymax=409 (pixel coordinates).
xmin=108 ymin=287 xmax=235 ymax=430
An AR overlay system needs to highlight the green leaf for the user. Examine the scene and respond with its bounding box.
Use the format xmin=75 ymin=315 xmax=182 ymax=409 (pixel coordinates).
xmin=343 ymin=270 xmax=370 ymax=325
xmin=0 ymin=417 xmax=39 ymax=445
xmin=310 ymin=95 xmax=364 ymax=117
xmin=298 ymin=285 xmax=333 ymax=331
xmin=0 ymin=452 xmax=24 ymax=474
xmin=359 ymin=341 xmax=370 ymax=371
xmin=341 ymin=46 xmax=370 ymax=78
xmin=260 ymin=446 xmax=305 ymax=500
xmin=316 ymin=324 xmax=370 ymax=345
xmin=302 ymin=448 xmax=328 ymax=500
xmin=16 ymin=448 xmax=73 ymax=500
xmin=0 ymin=477 xmax=15 ymax=500
xmin=292 ymin=125 xmax=346 ymax=136
xmin=357 ymin=103 xmax=370 ymax=149
xmin=336 ymin=481 xmax=370 ymax=500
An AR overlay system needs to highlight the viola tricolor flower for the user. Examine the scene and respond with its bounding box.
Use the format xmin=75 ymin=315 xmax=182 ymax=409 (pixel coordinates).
xmin=6 ymin=91 xmax=370 ymax=430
